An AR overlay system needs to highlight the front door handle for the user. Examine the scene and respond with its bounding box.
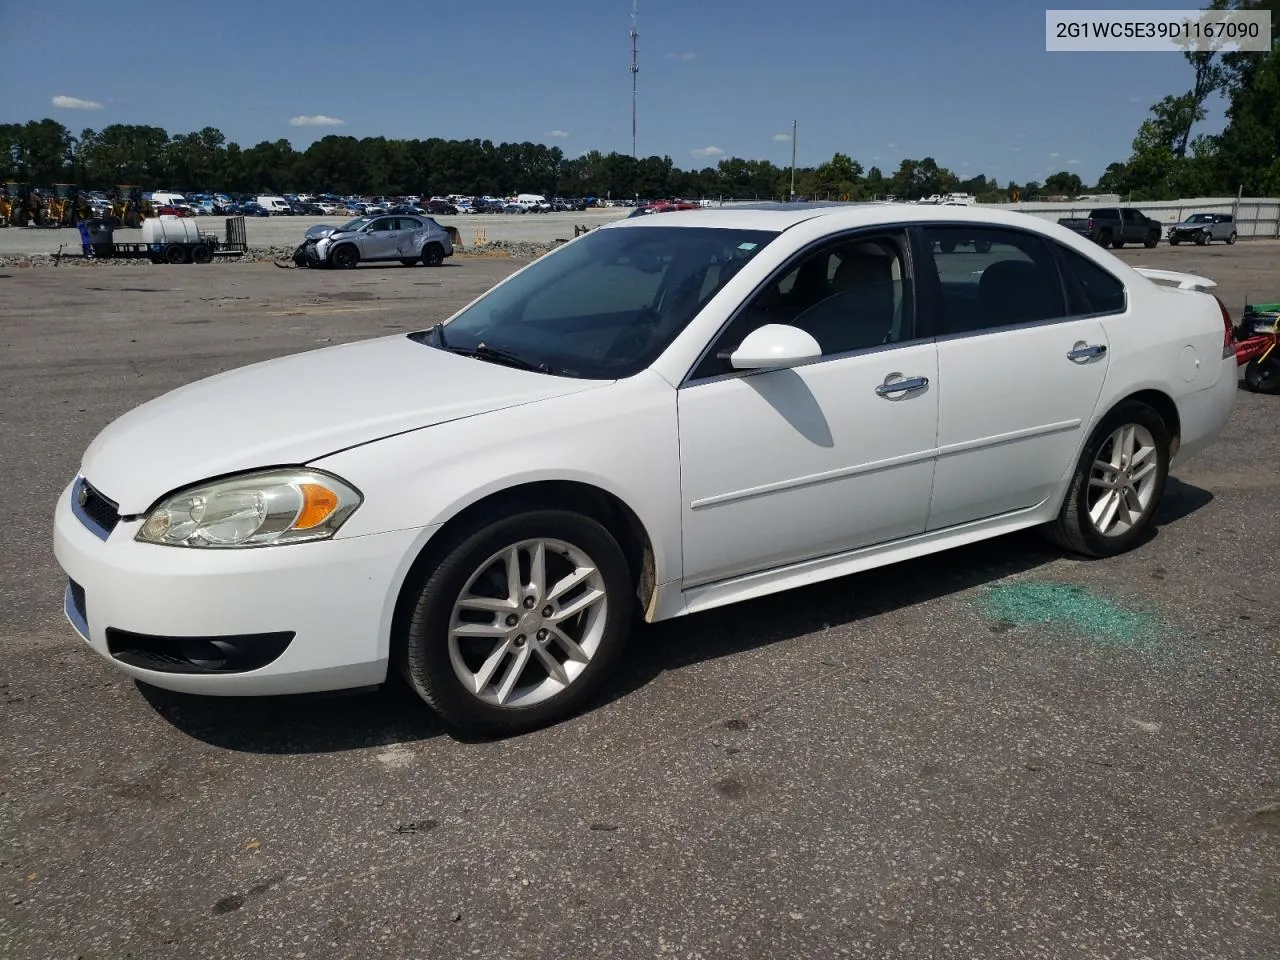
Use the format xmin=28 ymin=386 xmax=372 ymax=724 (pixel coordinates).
xmin=1068 ymin=342 xmax=1107 ymax=362
xmin=876 ymin=374 xmax=930 ymax=398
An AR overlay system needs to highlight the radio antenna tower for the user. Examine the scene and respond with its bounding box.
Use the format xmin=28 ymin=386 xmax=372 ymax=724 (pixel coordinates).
xmin=629 ymin=0 xmax=639 ymax=158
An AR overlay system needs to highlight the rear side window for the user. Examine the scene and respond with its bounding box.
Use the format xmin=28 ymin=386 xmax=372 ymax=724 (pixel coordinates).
xmin=1090 ymin=209 xmax=1116 ymax=220
xmin=1057 ymin=245 xmax=1126 ymax=315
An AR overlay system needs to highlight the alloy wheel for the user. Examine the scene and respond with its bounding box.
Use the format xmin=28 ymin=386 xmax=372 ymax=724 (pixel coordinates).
xmin=1087 ymin=423 xmax=1160 ymax=537
xmin=448 ymin=538 xmax=608 ymax=707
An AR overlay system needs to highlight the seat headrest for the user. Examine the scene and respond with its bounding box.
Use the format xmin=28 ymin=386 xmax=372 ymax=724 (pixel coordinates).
xmin=977 ymin=259 xmax=1054 ymax=327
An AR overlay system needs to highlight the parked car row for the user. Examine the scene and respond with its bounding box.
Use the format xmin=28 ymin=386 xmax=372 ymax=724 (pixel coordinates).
xmin=1057 ymin=207 xmax=1239 ymax=248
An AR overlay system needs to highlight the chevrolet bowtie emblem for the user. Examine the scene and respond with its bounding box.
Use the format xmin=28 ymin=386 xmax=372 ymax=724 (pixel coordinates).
xmin=77 ymin=483 xmax=88 ymax=507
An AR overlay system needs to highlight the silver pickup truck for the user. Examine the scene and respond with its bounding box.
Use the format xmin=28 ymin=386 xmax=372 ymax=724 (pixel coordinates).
xmin=1167 ymin=213 xmax=1237 ymax=246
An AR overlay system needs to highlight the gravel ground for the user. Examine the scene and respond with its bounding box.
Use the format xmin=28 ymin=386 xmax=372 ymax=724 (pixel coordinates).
xmin=0 ymin=245 xmax=1277 ymax=959
xmin=0 ymin=210 xmax=630 ymax=259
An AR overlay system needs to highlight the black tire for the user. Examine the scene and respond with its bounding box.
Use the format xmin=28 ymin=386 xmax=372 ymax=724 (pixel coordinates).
xmin=399 ymin=258 xmax=418 ymax=267
xmin=1169 ymin=236 xmax=1181 ymax=246
xmin=1143 ymin=233 xmax=1158 ymax=248
xmin=163 ymin=243 xmax=188 ymax=264
xmin=1096 ymin=231 xmax=1113 ymax=248
xmin=1227 ymin=232 xmax=1237 ymax=245
xmin=331 ymin=244 xmax=359 ymax=269
xmin=1043 ymin=401 xmax=1171 ymax=558
xmin=1244 ymin=355 xmax=1280 ymax=393
xmin=191 ymin=244 xmax=213 ymax=264
xmin=397 ymin=508 xmax=633 ymax=737
xmin=1195 ymin=231 xmax=1209 ymax=246
xmin=972 ymin=239 xmax=992 ymax=254
xmin=421 ymin=242 xmax=445 ymax=266
xmin=1112 ymin=239 xmax=1126 ymax=248
xmin=939 ymin=239 xmax=956 ymax=254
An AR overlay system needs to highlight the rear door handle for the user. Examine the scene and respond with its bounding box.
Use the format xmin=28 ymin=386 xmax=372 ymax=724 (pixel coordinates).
xmin=1067 ymin=342 xmax=1107 ymax=362
xmin=876 ymin=374 xmax=930 ymax=397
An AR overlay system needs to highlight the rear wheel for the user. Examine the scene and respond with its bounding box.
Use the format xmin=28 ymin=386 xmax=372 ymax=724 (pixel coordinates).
xmin=421 ymin=242 xmax=445 ymax=266
xmin=1143 ymin=233 xmax=1158 ymax=248
xmin=1227 ymin=232 xmax=1237 ymax=245
xmin=397 ymin=509 xmax=633 ymax=737
xmin=1096 ymin=231 xmax=1113 ymax=248
xmin=1245 ymin=355 xmax=1280 ymax=393
xmin=1044 ymin=401 xmax=1171 ymax=558
xmin=191 ymin=244 xmax=213 ymax=264
xmin=331 ymin=244 xmax=359 ymax=269
xmin=163 ymin=243 xmax=188 ymax=264
xmin=1112 ymin=238 xmax=1126 ymax=248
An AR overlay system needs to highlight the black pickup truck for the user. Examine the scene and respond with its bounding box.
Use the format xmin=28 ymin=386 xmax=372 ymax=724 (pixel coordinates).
xmin=1057 ymin=207 xmax=1161 ymax=249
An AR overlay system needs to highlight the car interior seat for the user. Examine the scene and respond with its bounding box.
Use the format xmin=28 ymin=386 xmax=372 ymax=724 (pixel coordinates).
xmin=976 ymin=259 xmax=1056 ymax=329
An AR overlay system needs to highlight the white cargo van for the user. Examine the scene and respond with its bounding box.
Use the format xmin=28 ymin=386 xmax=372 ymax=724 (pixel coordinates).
xmin=256 ymin=196 xmax=293 ymax=215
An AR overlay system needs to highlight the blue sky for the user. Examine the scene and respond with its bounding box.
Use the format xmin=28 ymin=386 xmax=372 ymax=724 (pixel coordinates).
xmin=0 ymin=0 xmax=1226 ymax=185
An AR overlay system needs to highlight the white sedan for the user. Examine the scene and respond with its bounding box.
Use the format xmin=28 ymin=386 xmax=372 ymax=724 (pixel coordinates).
xmin=54 ymin=205 xmax=1238 ymax=735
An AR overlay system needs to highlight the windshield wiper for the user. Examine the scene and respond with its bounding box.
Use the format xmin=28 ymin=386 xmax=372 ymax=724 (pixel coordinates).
xmin=469 ymin=342 xmax=555 ymax=374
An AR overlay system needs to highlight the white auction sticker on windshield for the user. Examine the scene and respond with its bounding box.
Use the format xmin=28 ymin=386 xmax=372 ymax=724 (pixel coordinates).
xmin=738 ymin=242 xmax=758 ymax=250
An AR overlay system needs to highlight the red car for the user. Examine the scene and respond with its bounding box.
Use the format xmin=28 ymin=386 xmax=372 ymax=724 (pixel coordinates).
xmin=153 ymin=204 xmax=193 ymax=218
xmin=627 ymin=200 xmax=700 ymax=218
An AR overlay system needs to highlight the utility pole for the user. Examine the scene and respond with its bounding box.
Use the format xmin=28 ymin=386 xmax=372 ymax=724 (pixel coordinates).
xmin=630 ymin=1 xmax=639 ymax=159
xmin=789 ymin=120 xmax=797 ymax=201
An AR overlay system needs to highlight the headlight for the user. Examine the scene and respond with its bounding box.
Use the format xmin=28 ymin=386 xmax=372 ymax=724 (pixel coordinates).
xmin=136 ymin=469 xmax=361 ymax=548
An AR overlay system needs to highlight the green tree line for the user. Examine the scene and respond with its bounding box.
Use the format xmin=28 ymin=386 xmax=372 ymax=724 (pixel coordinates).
xmin=2 ymin=1 xmax=1273 ymax=202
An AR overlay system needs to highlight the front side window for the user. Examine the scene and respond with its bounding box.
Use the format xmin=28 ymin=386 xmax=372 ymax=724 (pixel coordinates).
xmin=414 ymin=226 xmax=777 ymax=379
xmin=921 ymin=226 xmax=1066 ymax=334
xmin=691 ymin=232 xmax=914 ymax=380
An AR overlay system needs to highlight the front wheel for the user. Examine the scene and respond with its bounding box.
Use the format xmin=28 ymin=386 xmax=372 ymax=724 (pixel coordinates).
xmin=398 ymin=509 xmax=634 ymax=736
xmin=1245 ymin=355 xmax=1280 ymax=393
xmin=1169 ymin=236 xmax=1181 ymax=246
xmin=1143 ymin=234 xmax=1158 ymax=248
xmin=1043 ymin=402 xmax=1171 ymax=558
xmin=330 ymin=244 xmax=359 ymax=269
xmin=1195 ymin=231 xmax=1209 ymax=246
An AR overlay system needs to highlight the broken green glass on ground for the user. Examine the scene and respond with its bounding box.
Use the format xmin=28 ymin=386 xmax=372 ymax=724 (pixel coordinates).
xmin=976 ymin=581 xmax=1163 ymax=652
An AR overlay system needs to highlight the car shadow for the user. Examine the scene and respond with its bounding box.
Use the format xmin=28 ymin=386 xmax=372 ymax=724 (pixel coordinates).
xmin=140 ymin=480 xmax=1215 ymax=754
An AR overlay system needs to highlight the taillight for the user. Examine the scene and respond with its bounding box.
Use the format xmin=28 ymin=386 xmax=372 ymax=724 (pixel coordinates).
xmin=1215 ymin=296 xmax=1235 ymax=359
xmin=1087 ymin=218 xmax=1094 ymax=233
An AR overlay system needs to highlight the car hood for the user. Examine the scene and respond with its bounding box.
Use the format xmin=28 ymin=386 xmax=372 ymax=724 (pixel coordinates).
xmin=80 ymin=336 xmax=604 ymax=513
xmin=1171 ymin=221 xmax=1206 ymax=230
xmin=304 ymin=223 xmax=346 ymax=240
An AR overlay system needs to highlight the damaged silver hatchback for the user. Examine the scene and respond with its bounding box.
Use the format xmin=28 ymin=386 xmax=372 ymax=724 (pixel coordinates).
xmin=294 ymin=215 xmax=455 ymax=268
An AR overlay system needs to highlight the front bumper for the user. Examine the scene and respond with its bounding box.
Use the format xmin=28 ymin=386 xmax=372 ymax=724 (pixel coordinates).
xmin=53 ymin=480 xmax=426 ymax=696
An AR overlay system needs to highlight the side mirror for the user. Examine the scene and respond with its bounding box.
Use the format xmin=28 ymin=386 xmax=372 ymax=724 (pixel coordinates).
xmin=726 ymin=323 xmax=822 ymax=370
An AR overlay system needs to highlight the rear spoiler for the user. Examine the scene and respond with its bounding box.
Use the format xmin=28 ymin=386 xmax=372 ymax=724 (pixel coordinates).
xmin=1133 ymin=267 xmax=1217 ymax=291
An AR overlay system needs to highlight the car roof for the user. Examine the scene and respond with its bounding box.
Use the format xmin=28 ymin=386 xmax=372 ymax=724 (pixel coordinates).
xmin=605 ymin=201 xmax=1066 ymax=234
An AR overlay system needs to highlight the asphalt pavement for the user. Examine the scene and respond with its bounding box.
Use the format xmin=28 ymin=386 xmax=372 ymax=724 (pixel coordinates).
xmin=0 ymin=246 xmax=1277 ymax=959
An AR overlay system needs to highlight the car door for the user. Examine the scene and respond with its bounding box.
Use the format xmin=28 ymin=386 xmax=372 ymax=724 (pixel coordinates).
xmin=915 ymin=225 xmax=1112 ymax=531
xmin=677 ymin=231 xmax=940 ymax=587
xmin=360 ymin=217 xmax=398 ymax=259
xmin=394 ymin=218 xmax=423 ymax=257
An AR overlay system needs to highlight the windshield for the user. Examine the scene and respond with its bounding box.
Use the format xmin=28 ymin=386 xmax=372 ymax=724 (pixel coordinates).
xmin=415 ymin=225 xmax=778 ymax=379
xmin=335 ymin=217 xmax=371 ymax=233
xmin=1186 ymin=214 xmax=1211 ymax=223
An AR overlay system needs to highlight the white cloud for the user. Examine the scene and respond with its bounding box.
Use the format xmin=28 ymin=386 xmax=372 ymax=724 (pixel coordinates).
xmin=1067 ymin=159 xmax=1082 ymax=165
xmin=1048 ymin=151 xmax=1060 ymax=158
xmin=52 ymin=95 xmax=101 ymax=109
xmin=691 ymin=145 xmax=724 ymax=157
xmin=288 ymin=114 xmax=345 ymax=127
xmin=548 ymin=129 xmax=570 ymax=138
xmin=665 ymin=51 xmax=696 ymax=61
xmin=772 ymin=133 xmax=791 ymax=142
